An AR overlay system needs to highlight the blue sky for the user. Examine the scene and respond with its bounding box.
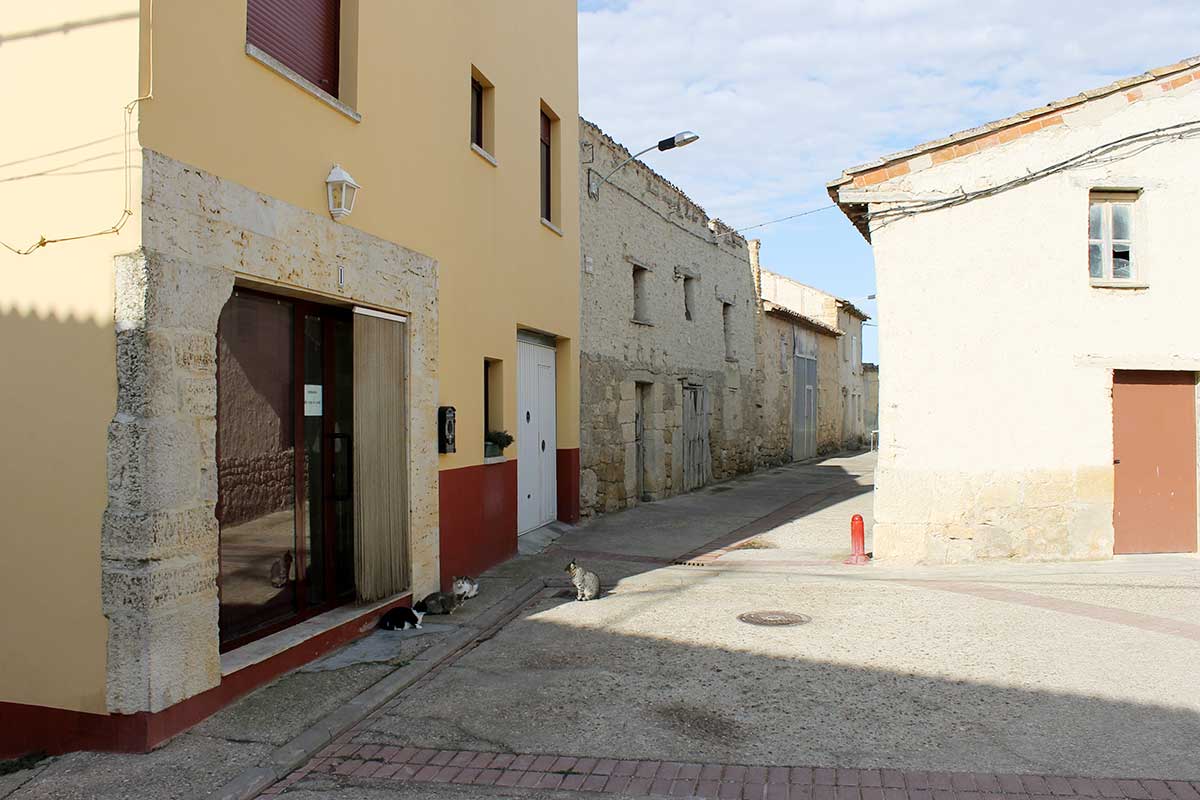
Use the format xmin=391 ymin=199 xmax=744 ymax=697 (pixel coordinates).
xmin=578 ymin=1 xmax=1200 ymax=362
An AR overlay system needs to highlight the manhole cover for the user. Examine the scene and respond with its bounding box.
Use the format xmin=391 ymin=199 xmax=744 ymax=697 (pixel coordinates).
xmin=737 ymin=611 xmax=811 ymax=627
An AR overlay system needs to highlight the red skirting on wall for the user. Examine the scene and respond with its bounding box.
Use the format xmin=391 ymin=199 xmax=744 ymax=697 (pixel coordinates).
xmin=0 ymin=594 xmax=411 ymax=760
xmin=557 ymin=448 xmax=580 ymax=524
xmin=438 ymin=459 xmax=518 ymax=590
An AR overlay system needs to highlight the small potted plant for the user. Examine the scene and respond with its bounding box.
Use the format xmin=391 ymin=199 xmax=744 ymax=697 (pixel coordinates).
xmin=484 ymin=429 xmax=514 ymax=458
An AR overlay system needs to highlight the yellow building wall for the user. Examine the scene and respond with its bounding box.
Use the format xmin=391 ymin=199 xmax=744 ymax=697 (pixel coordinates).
xmin=137 ymin=0 xmax=582 ymax=470
xmin=0 ymin=3 xmax=142 ymax=713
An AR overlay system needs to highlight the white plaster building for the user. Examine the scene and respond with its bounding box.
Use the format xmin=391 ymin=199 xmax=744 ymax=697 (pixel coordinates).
xmin=829 ymin=56 xmax=1200 ymax=563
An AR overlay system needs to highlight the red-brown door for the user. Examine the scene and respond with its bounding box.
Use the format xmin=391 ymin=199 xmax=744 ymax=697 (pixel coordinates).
xmin=1112 ymin=370 xmax=1198 ymax=554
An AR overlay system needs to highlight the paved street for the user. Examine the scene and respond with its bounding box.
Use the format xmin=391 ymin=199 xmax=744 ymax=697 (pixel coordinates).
xmin=5 ymin=452 xmax=1199 ymax=800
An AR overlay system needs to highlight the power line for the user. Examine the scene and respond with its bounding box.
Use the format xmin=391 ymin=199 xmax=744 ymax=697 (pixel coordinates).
xmin=715 ymin=203 xmax=838 ymax=238
xmin=863 ymin=119 xmax=1200 ymax=230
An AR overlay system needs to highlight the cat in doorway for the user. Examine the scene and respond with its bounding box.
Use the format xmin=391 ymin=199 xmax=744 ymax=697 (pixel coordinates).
xmin=379 ymin=606 xmax=425 ymax=630
xmin=452 ymin=576 xmax=480 ymax=600
xmin=414 ymin=591 xmax=462 ymax=615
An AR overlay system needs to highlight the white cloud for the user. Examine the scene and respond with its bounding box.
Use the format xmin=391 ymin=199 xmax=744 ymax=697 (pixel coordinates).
xmin=579 ymin=0 xmax=1200 ymax=230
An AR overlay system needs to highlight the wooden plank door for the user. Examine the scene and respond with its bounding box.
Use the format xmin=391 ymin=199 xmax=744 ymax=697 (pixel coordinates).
xmin=1113 ymin=370 xmax=1198 ymax=554
xmin=682 ymin=386 xmax=699 ymax=491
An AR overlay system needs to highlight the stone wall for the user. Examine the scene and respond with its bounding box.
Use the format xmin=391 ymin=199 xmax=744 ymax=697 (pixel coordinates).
xmin=102 ymin=150 xmax=439 ymax=713
xmin=757 ymin=313 xmax=795 ymax=464
xmin=578 ymin=120 xmax=784 ymax=518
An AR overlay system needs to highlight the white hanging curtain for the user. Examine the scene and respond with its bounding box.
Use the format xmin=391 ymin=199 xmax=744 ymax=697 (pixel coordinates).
xmin=352 ymin=308 xmax=409 ymax=602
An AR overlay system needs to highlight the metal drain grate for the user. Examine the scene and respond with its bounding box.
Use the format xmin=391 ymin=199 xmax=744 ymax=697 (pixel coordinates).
xmin=737 ymin=611 xmax=811 ymax=627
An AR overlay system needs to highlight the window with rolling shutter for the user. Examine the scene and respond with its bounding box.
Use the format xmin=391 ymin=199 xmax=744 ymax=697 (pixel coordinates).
xmin=247 ymin=0 xmax=341 ymax=97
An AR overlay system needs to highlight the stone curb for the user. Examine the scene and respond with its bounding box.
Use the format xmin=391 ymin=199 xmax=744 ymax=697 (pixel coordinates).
xmin=201 ymin=575 xmax=550 ymax=800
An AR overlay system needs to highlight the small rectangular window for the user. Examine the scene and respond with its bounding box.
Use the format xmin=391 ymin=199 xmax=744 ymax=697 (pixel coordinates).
xmin=469 ymin=68 xmax=495 ymax=157
xmin=483 ymin=358 xmax=503 ymax=454
xmin=471 ymin=79 xmax=484 ymax=148
xmin=633 ymin=266 xmax=650 ymax=323
xmin=540 ymin=111 xmax=553 ymax=222
xmin=1088 ymin=190 xmax=1138 ymax=283
xmin=683 ymin=276 xmax=696 ymax=321
xmin=722 ymin=302 xmax=735 ymax=360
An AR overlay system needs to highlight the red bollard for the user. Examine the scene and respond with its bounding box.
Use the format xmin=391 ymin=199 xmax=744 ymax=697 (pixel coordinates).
xmin=844 ymin=514 xmax=869 ymax=565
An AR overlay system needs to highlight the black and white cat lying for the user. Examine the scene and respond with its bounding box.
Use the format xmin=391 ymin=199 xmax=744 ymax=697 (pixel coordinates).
xmin=378 ymin=606 xmax=425 ymax=630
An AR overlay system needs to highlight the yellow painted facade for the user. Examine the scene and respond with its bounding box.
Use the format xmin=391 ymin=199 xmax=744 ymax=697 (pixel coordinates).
xmin=0 ymin=1 xmax=579 ymax=715
xmin=137 ymin=0 xmax=581 ymax=468
xmin=0 ymin=2 xmax=140 ymax=714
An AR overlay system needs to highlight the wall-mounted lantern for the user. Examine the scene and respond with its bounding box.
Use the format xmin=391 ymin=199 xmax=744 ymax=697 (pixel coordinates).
xmin=326 ymin=164 xmax=360 ymax=221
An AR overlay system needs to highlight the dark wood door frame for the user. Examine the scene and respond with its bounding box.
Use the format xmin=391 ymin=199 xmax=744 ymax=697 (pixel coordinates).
xmin=218 ymin=289 xmax=355 ymax=653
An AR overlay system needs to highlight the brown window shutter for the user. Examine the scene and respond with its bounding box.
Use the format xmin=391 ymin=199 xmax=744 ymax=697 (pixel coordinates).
xmin=247 ymin=0 xmax=341 ymax=97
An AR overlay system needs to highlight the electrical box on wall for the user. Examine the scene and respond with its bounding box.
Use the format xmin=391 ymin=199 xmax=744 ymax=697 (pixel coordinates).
xmin=438 ymin=406 xmax=456 ymax=454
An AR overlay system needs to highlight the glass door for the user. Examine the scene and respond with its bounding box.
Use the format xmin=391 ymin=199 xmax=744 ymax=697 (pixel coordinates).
xmin=217 ymin=290 xmax=355 ymax=650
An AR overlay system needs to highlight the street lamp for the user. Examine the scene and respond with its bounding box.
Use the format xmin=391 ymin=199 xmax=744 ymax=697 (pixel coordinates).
xmin=588 ymin=131 xmax=699 ymax=199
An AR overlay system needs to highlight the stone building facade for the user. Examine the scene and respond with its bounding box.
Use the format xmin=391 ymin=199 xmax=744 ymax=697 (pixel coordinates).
xmin=578 ymin=120 xmax=778 ymax=518
xmin=757 ymin=263 xmax=870 ymax=451
xmin=758 ymin=301 xmax=843 ymax=461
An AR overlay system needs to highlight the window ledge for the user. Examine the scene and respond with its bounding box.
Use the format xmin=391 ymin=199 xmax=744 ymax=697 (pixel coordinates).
xmin=1090 ymin=280 xmax=1149 ymax=290
xmin=470 ymin=143 xmax=498 ymax=166
xmin=631 ymin=318 xmax=654 ymax=327
xmin=540 ymin=217 xmax=563 ymax=237
xmin=246 ymin=43 xmax=362 ymax=123
xmin=483 ymin=455 xmax=508 ymax=465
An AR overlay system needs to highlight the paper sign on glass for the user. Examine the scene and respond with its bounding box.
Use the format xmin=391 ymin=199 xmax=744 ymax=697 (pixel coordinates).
xmin=304 ymin=385 xmax=323 ymax=417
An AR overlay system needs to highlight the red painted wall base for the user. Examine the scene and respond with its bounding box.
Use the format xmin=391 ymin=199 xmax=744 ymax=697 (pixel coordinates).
xmin=557 ymin=448 xmax=580 ymax=524
xmin=438 ymin=459 xmax=518 ymax=590
xmin=0 ymin=594 xmax=411 ymax=760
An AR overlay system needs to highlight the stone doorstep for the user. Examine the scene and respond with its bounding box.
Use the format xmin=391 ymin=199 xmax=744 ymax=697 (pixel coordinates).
xmin=206 ymin=576 xmax=549 ymax=800
xmin=220 ymin=593 xmax=414 ymax=677
xmin=277 ymin=747 xmax=1200 ymax=800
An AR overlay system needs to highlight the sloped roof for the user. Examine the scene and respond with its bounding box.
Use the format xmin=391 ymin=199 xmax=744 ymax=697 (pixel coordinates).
xmin=832 ymin=55 xmax=1200 ymax=184
xmin=762 ymin=301 xmax=843 ymax=337
xmin=828 ymin=55 xmax=1200 ymax=240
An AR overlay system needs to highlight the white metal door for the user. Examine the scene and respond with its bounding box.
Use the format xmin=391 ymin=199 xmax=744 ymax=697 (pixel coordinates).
xmin=518 ymin=339 xmax=557 ymax=533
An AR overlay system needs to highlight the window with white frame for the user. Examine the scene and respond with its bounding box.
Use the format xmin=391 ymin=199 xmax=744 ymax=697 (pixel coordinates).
xmin=1088 ymin=190 xmax=1138 ymax=283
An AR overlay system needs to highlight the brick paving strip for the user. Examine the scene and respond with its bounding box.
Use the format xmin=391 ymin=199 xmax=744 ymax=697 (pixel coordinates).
xmin=265 ymin=745 xmax=1200 ymax=799
xmin=908 ymin=581 xmax=1200 ymax=643
xmin=207 ymin=576 xmax=555 ymax=800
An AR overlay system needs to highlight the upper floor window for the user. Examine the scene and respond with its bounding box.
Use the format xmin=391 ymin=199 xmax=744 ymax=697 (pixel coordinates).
xmin=682 ymin=276 xmax=697 ymax=321
xmin=247 ymin=0 xmax=341 ymax=97
xmin=633 ymin=266 xmax=651 ymax=323
xmin=470 ymin=68 xmax=495 ymax=160
xmin=1088 ymin=190 xmax=1138 ymax=284
xmin=722 ymin=302 xmax=735 ymax=360
xmin=471 ymin=79 xmax=485 ymax=147
xmin=540 ymin=110 xmax=553 ymax=222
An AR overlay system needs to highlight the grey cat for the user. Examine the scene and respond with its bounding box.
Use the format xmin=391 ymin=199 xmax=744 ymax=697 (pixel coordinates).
xmin=452 ymin=575 xmax=480 ymax=599
xmin=565 ymin=560 xmax=600 ymax=601
xmin=414 ymin=590 xmax=462 ymax=615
